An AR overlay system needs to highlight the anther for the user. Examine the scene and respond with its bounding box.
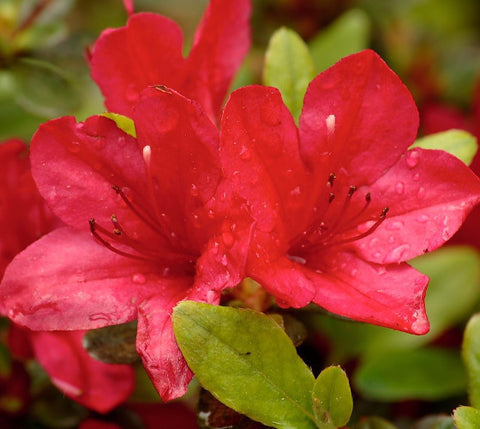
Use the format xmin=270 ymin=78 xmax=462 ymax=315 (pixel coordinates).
xmin=328 ymin=193 xmax=335 ymax=203
xmin=347 ymin=186 xmax=357 ymax=198
xmin=380 ymin=207 xmax=389 ymax=218
xmin=327 ymin=173 xmax=336 ymax=187
xmin=365 ymin=192 xmax=371 ymax=203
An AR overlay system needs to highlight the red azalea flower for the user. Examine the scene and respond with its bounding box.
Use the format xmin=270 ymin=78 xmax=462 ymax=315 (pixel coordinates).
xmin=421 ymin=78 xmax=480 ymax=249
xmin=0 ymin=89 xmax=249 ymax=401
xmin=90 ymin=0 xmax=251 ymax=122
xmin=217 ymin=50 xmax=480 ymax=334
xmin=0 ymin=140 xmax=134 ymax=413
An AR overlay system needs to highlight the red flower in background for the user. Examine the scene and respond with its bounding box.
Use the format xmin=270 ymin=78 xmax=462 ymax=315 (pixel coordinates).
xmin=90 ymin=0 xmax=251 ymax=122
xmin=421 ymin=78 xmax=480 ymax=249
xmin=218 ymin=50 xmax=480 ymax=334
xmin=0 ymin=140 xmax=134 ymax=413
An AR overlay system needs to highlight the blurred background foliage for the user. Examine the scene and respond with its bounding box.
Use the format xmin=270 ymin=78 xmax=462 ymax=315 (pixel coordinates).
xmin=1 ymin=0 xmax=480 ymax=428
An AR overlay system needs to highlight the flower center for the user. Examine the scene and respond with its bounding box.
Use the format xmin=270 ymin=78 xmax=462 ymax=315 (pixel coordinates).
xmin=88 ymin=184 xmax=197 ymax=270
xmin=291 ymin=172 xmax=389 ymax=255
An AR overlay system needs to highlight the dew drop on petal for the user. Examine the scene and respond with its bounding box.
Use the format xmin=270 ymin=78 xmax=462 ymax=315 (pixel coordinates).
xmin=417 ymin=187 xmax=426 ymax=199
xmin=413 ymin=173 xmax=420 ymax=181
xmin=211 ymin=241 xmax=220 ymax=255
xmin=125 ymin=84 xmax=139 ymax=102
xmin=395 ymin=182 xmax=405 ymax=195
xmin=67 ymin=141 xmax=81 ymax=153
xmin=132 ymin=273 xmax=146 ymax=284
xmin=385 ymin=244 xmax=410 ymax=263
xmin=220 ymin=254 xmax=228 ymax=266
xmin=290 ymin=186 xmax=301 ymax=196
xmin=190 ymin=183 xmax=199 ymax=197
xmin=406 ymin=150 xmax=420 ymax=168
xmin=386 ymin=220 xmax=404 ymax=231
xmin=416 ymin=214 xmax=429 ymax=223
xmin=222 ymin=232 xmax=235 ymax=248
xmin=207 ymin=209 xmax=216 ymax=219
xmin=239 ymin=145 xmax=251 ymax=160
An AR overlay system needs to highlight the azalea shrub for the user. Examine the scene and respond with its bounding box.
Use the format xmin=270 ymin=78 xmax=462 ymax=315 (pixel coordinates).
xmin=1 ymin=0 xmax=480 ymax=428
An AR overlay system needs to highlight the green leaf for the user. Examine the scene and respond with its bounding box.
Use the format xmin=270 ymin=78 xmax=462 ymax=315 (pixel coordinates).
xmin=354 ymin=348 xmax=467 ymax=401
xmin=264 ymin=27 xmax=315 ymax=122
xmin=462 ymin=314 xmax=480 ymax=408
xmin=173 ymin=301 xmax=316 ymax=429
xmin=411 ymin=129 xmax=478 ymax=166
xmin=309 ymin=9 xmax=371 ymax=73
xmin=102 ymin=112 xmax=137 ymax=137
xmin=351 ymin=416 xmax=397 ymax=429
xmin=454 ymin=406 xmax=480 ymax=429
xmin=312 ymin=366 xmax=353 ymax=428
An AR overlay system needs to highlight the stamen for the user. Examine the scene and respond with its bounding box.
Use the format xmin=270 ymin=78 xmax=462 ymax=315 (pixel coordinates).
xmin=327 ymin=173 xmax=336 ymax=187
xmin=325 ymin=114 xmax=336 ymax=133
xmin=328 ymin=193 xmax=335 ymax=203
xmin=111 ymin=215 xmax=123 ymax=236
xmin=142 ymin=145 xmax=152 ymax=166
xmin=347 ymin=186 xmax=357 ymax=198
xmin=89 ymin=218 xmax=155 ymax=262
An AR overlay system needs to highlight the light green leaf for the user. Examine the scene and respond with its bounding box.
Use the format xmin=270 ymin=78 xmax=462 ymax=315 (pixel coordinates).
xmin=354 ymin=348 xmax=467 ymax=401
xmin=411 ymin=129 xmax=478 ymax=166
xmin=351 ymin=416 xmax=397 ymax=429
xmin=102 ymin=112 xmax=136 ymax=137
xmin=264 ymin=27 xmax=315 ymax=122
xmin=173 ymin=301 xmax=316 ymax=429
xmin=415 ymin=415 xmax=456 ymax=429
xmin=454 ymin=406 xmax=480 ymax=429
xmin=462 ymin=314 xmax=480 ymax=408
xmin=312 ymin=366 xmax=353 ymax=428
xmin=309 ymin=9 xmax=370 ymax=73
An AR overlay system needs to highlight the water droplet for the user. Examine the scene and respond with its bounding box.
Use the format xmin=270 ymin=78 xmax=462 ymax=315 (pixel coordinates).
xmin=132 ymin=273 xmax=146 ymax=284
xmin=395 ymin=182 xmax=405 ymax=195
xmin=386 ymin=220 xmax=404 ymax=231
xmin=384 ymin=244 xmax=410 ymax=263
xmin=239 ymin=145 xmax=251 ymax=160
xmin=442 ymin=227 xmax=451 ymax=241
xmin=417 ymin=187 xmax=425 ymax=199
xmin=222 ymin=232 xmax=235 ymax=248
xmin=290 ymin=186 xmax=301 ymax=196
xmin=413 ymin=173 xmax=420 ymax=181
xmin=211 ymin=241 xmax=220 ymax=255
xmin=406 ymin=150 xmax=420 ymax=168
xmin=89 ymin=313 xmax=111 ymax=322
xmin=125 ymin=84 xmax=139 ymax=102
xmin=220 ymin=254 xmax=228 ymax=266
xmin=207 ymin=209 xmax=215 ymax=219
xmin=325 ymin=114 xmax=336 ymax=133
xmin=67 ymin=141 xmax=81 ymax=153
xmin=416 ymin=214 xmax=429 ymax=223
xmin=190 ymin=183 xmax=199 ymax=197
xmin=350 ymin=268 xmax=358 ymax=277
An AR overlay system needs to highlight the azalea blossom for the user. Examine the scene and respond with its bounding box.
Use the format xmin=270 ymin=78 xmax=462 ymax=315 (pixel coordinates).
xmin=0 ymin=88 xmax=250 ymax=400
xmin=218 ymin=50 xmax=480 ymax=334
xmin=0 ymin=139 xmax=134 ymax=413
xmin=90 ymin=0 xmax=251 ymax=122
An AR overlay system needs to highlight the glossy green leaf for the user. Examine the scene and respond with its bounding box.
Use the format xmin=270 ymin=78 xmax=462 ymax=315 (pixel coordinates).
xmin=454 ymin=406 xmax=480 ymax=429
xmin=411 ymin=130 xmax=478 ymax=166
xmin=173 ymin=301 xmax=316 ymax=429
xmin=312 ymin=366 xmax=352 ymax=428
xmin=351 ymin=416 xmax=397 ymax=429
xmin=462 ymin=314 xmax=480 ymax=408
xmin=354 ymin=348 xmax=467 ymax=401
xmin=309 ymin=9 xmax=370 ymax=73
xmin=102 ymin=112 xmax=137 ymax=137
xmin=264 ymin=27 xmax=315 ymax=122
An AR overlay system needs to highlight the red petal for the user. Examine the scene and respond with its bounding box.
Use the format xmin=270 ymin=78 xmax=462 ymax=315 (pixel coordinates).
xmin=30 ymin=330 xmax=134 ymax=413
xmin=90 ymin=13 xmax=185 ymax=116
xmin=136 ymin=290 xmax=193 ymax=402
xmin=352 ymin=148 xmax=480 ymax=263
xmin=30 ymin=116 xmax=148 ymax=235
xmin=299 ymin=50 xmax=419 ymax=185
xmin=0 ymin=227 xmax=163 ymax=330
xmin=133 ymin=86 xmax=221 ymax=250
xmin=220 ymin=86 xmax=311 ymax=239
xmin=186 ymin=0 xmax=251 ymax=120
xmin=310 ymin=250 xmax=429 ymax=334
